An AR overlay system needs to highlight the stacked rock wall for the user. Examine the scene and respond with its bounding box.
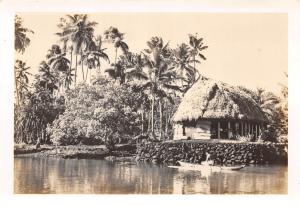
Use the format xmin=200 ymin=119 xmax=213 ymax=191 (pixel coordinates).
xmin=135 ymin=141 xmax=288 ymax=165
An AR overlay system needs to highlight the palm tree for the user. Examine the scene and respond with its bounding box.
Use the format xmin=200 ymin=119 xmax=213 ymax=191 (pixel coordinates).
xmin=63 ymin=68 xmax=75 ymax=90
xmin=239 ymin=86 xmax=281 ymax=141
xmin=124 ymin=53 xmax=148 ymax=82
xmin=82 ymin=38 xmax=109 ymax=83
xmin=46 ymin=45 xmax=70 ymax=72
xmin=122 ymin=53 xmax=149 ymax=134
xmin=15 ymin=15 xmax=34 ymax=54
xmin=251 ymin=88 xmax=280 ymax=120
xmin=46 ymin=44 xmax=71 ymax=92
xmin=105 ymin=54 xmax=131 ymax=84
xmin=279 ymin=72 xmax=288 ymax=136
xmin=36 ymin=61 xmax=58 ymax=93
xmin=188 ymin=33 xmax=208 ymax=81
xmin=56 ymin=14 xmax=97 ymax=84
xmin=14 ymin=60 xmax=32 ymax=106
xmin=173 ymin=43 xmax=196 ymax=91
xmin=104 ymin=27 xmax=129 ymax=81
xmin=139 ymin=37 xmax=182 ymax=140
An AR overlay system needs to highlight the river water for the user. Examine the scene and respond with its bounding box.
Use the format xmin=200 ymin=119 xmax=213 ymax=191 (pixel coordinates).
xmin=14 ymin=157 xmax=287 ymax=194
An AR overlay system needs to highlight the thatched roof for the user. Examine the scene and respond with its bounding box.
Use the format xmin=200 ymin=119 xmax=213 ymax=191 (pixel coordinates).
xmin=173 ymin=76 xmax=267 ymax=123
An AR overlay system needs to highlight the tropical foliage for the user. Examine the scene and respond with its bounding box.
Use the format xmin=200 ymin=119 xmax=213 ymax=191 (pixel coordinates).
xmin=47 ymin=79 xmax=144 ymax=146
xmin=14 ymin=60 xmax=31 ymax=106
xmin=240 ymin=82 xmax=288 ymax=143
xmin=15 ymin=15 xmax=34 ymax=54
xmin=14 ymin=13 xmax=288 ymax=148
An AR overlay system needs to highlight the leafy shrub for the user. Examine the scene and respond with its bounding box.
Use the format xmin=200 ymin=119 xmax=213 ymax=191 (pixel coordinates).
xmin=47 ymin=78 xmax=144 ymax=146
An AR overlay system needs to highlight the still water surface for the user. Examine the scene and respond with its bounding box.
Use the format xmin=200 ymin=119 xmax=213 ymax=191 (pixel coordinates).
xmin=14 ymin=157 xmax=287 ymax=194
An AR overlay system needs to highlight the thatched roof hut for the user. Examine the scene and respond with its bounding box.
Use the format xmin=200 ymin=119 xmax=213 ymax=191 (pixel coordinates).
xmin=173 ymin=76 xmax=267 ymax=122
xmin=173 ymin=76 xmax=267 ymax=140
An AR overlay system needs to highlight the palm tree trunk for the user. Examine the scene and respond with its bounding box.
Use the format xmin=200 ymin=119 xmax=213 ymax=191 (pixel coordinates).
xmin=141 ymin=104 xmax=144 ymax=134
xmin=115 ymin=47 xmax=118 ymax=66
xmin=81 ymin=50 xmax=85 ymax=82
xmin=159 ymin=99 xmax=164 ymax=141
xmin=194 ymin=54 xmax=196 ymax=82
xmin=70 ymin=48 xmax=73 ymax=87
xmin=97 ymin=65 xmax=101 ymax=78
xmin=165 ymin=103 xmax=169 ymax=139
xmin=148 ymin=110 xmax=151 ymax=133
xmin=151 ymin=95 xmax=155 ymax=134
xmin=15 ymin=73 xmax=20 ymax=106
xmin=75 ymin=53 xmax=78 ymax=85
xmin=89 ymin=69 xmax=91 ymax=84
xmin=85 ymin=68 xmax=89 ymax=83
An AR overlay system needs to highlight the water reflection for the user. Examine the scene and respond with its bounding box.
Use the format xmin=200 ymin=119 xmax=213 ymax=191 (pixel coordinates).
xmin=14 ymin=157 xmax=287 ymax=194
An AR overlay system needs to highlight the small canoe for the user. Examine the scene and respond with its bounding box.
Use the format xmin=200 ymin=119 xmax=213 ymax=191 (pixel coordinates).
xmin=177 ymin=161 xmax=245 ymax=171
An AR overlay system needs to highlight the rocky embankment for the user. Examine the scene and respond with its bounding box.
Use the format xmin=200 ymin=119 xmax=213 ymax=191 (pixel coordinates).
xmin=135 ymin=141 xmax=288 ymax=165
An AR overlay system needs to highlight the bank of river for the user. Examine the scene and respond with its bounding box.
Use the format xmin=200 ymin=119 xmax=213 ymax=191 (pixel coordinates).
xmin=14 ymin=156 xmax=287 ymax=194
xmin=14 ymin=144 xmax=136 ymax=159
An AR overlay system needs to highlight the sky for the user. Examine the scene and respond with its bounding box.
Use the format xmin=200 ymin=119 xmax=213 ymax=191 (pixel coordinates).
xmin=17 ymin=13 xmax=287 ymax=95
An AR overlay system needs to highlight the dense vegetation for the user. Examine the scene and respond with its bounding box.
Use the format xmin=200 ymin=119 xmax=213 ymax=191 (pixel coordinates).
xmin=14 ymin=14 xmax=288 ymax=148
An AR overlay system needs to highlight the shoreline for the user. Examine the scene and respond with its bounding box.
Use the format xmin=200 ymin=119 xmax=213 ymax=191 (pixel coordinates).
xmin=14 ymin=141 xmax=288 ymax=166
xmin=14 ymin=144 xmax=136 ymax=160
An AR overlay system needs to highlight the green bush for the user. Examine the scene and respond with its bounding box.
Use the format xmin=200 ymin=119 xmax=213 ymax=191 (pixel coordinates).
xmin=47 ymin=78 xmax=144 ymax=146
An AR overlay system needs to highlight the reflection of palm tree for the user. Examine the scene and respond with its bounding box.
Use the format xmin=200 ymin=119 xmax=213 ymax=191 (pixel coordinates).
xmin=15 ymin=15 xmax=34 ymax=54
xmin=14 ymin=60 xmax=32 ymax=105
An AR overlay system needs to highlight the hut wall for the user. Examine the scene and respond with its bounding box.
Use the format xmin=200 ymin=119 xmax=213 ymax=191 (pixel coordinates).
xmin=185 ymin=120 xmax=211 ymax=139
xmin=173 ymin=123 xmax=184 ymax=140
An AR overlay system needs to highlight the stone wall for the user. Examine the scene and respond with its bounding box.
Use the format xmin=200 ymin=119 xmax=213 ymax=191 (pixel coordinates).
xmin=135 ymin=141 xmax=288 ymax=165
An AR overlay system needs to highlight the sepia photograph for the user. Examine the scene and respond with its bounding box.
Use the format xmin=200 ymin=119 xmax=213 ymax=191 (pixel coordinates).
xmin=13 ymin=12 xmax=288 ymax=194
xmin=1 ymin=0 xmax=300 ymax=207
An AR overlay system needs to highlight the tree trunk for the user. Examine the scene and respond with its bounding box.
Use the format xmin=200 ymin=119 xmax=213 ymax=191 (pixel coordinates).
xmin=148 ymin=110 xmax=151 ymax=133
xmin=96 ymin=65 xmax=101 ymax=78
xmin=75 ymin=53 xmax=78 ymax=85
xmin=165 ymin=104 xmax=169 ymax=139
xmin=159 ymin=99 xmax=164 ymax=141
xmin=85 ymin=68 xmax=89 ymax=83
xmin=115 ymin=47 xmax=118 ymax=66
xmin=81 ymin=50 xmax=85 ymax=82
xmin=193 ymin=54 xmax=197 ymax=83
xmin=151 ymin=96 xmax=155 ymax=134
xmin=89 ymin=69 xmax=92 ymax=83
xmin=14 ymin=70 xmax=20 ymax=106
xmin=70 ymin=48 xmax=73 ymax=87
xmin=141 ymin=104 xmax=144 ymax=134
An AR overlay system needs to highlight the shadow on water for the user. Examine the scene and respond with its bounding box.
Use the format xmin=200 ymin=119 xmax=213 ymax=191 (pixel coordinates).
xmin=14 ymin=157 xmax=287 ymax=194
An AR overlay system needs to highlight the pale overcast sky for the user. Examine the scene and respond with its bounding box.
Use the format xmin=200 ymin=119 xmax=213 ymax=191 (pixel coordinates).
xmin=17 ymin=13 xmax=287 ymax=94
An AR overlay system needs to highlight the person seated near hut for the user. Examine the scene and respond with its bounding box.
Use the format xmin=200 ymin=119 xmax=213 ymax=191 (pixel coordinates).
xmin=202 ymin=152 xmax=214 ymax=166
xmin=228 ymin=129 xmax=233 ymax=140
